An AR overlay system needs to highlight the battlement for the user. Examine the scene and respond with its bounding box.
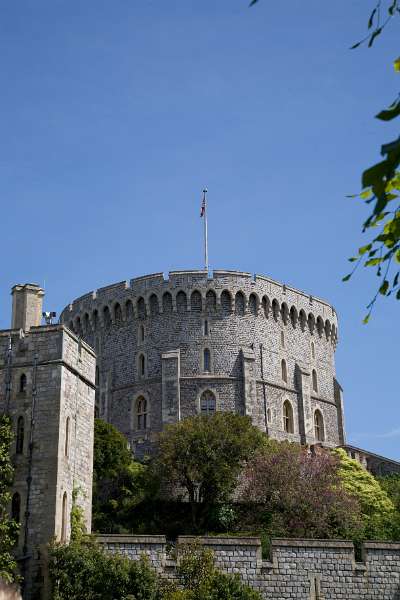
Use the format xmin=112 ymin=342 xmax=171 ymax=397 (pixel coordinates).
xmin=60 ymin=269 xmax=338 ymax=345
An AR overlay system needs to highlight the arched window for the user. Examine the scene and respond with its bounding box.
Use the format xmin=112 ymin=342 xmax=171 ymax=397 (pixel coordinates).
xmin=314 ymin=410 xmax=325 ymax=442
xmin=162 ymin=292 xmax=173 ymax=314
xmin=283 ymin=401 xmax=294 ymax=434
xmin=290 ymin=306 xmax=297 ymax=328
xmin=61 ymin=492 xmax=67 ymax=542
xmin=311 ymin=341 xmax=315 ymax=359
xmin=272 ymin=299 xmax=280 ymax=320
xmin=280 ymin=331 xmax=285 ymax=349
xmin=281 ymin=359 xmax=288 ymax=383
xmin=103 ymin=306 xmax=111 ymax=328
xmin=235 ymin=292 xmax=245 ymax=316
xmin=176 ymin=291 xmax=187 ymax=313
xmin=206 ymin=290 xmax=216 ymax=312
xmin=149 ymin=294 xmax=159 ymax=316
xmin=65 ymin=417 xmax=70 ymax=458
xmin=221 ymin=290 xmax=232 ymax=314
xmin=137 ymin=297 xmax=146 ymax=320
xmin=92 ymin=310 xmax=99 ymax=329
xmin=11 ymin=492 xmax=21 ymax=523
xmin=19 ymin=373 xmax=27 ymax=394
xmin=139 ymin=324 xmax=145 ymax=343
xmin=139 ymin=354 xmax=146 ymax=378
xmin=136 ymin=397 xmax=148 ymax=430
xmin=312 ymin=369 xmax=318 ymax=393
xmin=249 ymin=294 xmax=258 ymax=316
xmin=203 ymin=348 xmax=211 ymax=372
xmin=190 ymin=290 xmax=202 ymax=312
xmin=203 ymin=320 xmax=209 ymax=336
xmin=262 ymin=296 xmax=270 ymax=318
xmin=200 ymin=390 xmax=216 ymax=415
xmin=114 ymin=303 xmax=122 ymax=323
xmin=125 ymin=300 xmax=134 ymax=320
xmin=16 ymin=417 xmax=24 ymax=454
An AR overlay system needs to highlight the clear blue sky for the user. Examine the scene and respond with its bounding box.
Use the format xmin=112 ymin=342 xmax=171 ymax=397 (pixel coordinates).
xmin=0 ymin=1 xmax=398 ymax=460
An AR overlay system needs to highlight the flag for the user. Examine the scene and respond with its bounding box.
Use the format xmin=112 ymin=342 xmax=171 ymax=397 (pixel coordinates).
xmin=200 ymin=196 xmax=205 ymax=217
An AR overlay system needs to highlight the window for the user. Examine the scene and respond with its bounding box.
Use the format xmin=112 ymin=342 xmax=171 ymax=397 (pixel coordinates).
xmin=312 ymin=369 xmax=318 ymax=393
xmin=267 ymin=408 xmax=271 ymax=423
xmin=203 ymin=348 xmax=211 ymax=372
xmin=114 ymin=303 xmax=122 ymax=323
xmin=249 ymin=294 xmax=258 ymax=316
xmin=65 ymin=417 xmax=70 ymax=458
xmin=190 ymin=290 xmax=202 ymax=312
xmin=281 ymin=359 xmax=288 ymax=383
xmin=283 ymin=401 xmax=294 ymax=434
xmin=136 ymin=397 xmax=148 ymax=430
xmin=206 ymin=290 xmax=216 ymax=312
xmin=103 ymin=306 xmax=111 ymax=328
xmin=314 ymin=410 xmax=324 ymax=442
xmin=311 ymin=341 xmax=315 ymax=359
xmin=203 ymin=320 xmax=209 ymax=336
xmin=200 ymin=390 xmax=216 ymax=415
xmin=221 ymin=290 xmax=232 ymax=314
xmin=280 ymin=331 xmax=285 ymax=349
xmin=235 ymin=292 xmax=245 ymax=316
xmin=176 ymin=291 xmax=187 ymax=313
xmin=139 ymin=325 xmax=145 ymax=343
xmin=137 ymin=297 xmax=146 ymax=319
xmin=61 ymin=492 xmax=67 ymax=542
xmin=11 ymin=492 xmax=21 ymax=523
xmin=16 ymin=417 xmax=24 ymax=454
xmin=19 ymin=373 xmax=27 ymax=394
xmin=125 ymin=300 xmax=134 ymax=320
xmin=139 ymin=354 xmax=146 ymax=378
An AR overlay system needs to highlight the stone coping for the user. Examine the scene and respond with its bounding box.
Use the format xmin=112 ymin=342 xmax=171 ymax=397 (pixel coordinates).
xmin=363 ymin=541 xmax=400 ymax=550
xmin=271 ymin=538 xmax=355 ymax=549
xmin=177 ymin=536 xmax=261 ymax=546
xmin=97 ymin=534 xmax=167 ymax=544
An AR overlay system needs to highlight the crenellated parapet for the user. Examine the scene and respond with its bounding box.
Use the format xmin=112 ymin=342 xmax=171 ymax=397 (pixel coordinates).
xmin=60 ymin=269 xmax=338 ymax=347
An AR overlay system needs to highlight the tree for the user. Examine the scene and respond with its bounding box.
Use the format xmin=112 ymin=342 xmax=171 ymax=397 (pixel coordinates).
xmin=238 ymin=442 xmax=361 ymax=540
xmin=250 ymin=0 xmax=400 ymax=319
xmin=92 ymin=419 xmax=150 ymax=533
xmin=154 ymin=413 xmax=265 ymax=527
xmin=334 ymin=448 xmax=395 ymax=540
xmin=378 ymin=474 xmax=400 ymax=538
xmin=0 ymin=414 xmax=19 ymax=584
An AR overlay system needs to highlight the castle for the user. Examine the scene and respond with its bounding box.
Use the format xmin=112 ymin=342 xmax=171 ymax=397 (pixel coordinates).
xmin=1 ymin=272 xmax=399 ymax=599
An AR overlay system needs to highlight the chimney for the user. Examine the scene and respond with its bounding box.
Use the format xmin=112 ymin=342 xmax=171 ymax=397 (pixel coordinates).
xmin=11 ymin=284 xmax=45 ymax=331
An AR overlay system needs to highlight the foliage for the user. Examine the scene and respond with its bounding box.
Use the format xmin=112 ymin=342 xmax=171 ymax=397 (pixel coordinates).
xmin=154 ymin=413 xmax=265 ymax=527
xmin=378 ymin=474 xmax=400 ymax=538
xmin=48 ymin=539 xmax=159 ymax=600
xmin=0 ymin=413 xmax=20 ymax=584
xmin=92 ymin=419 xmax=151 ymax=532
xmin=239 ymin=442 xmax=361 ymax=540
xmin=70 ymin=487 xmax=87 ymax=543
xmin=160 ymin=543 xmax=262 ymax=600
xmin=334 ymin=448 xmax=395 ymax=539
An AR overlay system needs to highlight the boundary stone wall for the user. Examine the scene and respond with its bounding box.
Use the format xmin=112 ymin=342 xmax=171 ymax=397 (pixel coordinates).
xmin=98 ymin=535 xmax=400 ymax=599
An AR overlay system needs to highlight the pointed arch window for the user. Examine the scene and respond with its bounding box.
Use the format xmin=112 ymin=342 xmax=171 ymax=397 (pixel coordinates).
xmin=203 ymin=320 xmax=209 ymax=336
xmin=314 ymin=410 xmax=324 ymax=442
xmin=136 ymin=396 xmax=148 ymax=430
xmin=203 ymin=348 xmax=211 ymax=373
xmin=16 ymin=417 xmax=24 ymax=454
xmin=200 ymin=390 xmax=216 ymax=415
xmin=281 ymin=359 xmax=288 ymax=383
xmin=139 ymin=354 xmax=146 ymax=378
xmin=65 ymin=417 xmax=70 ymax=458
xmin=19 ymin=373 xmax=27 ymax=394
xmin=139 ymin=325 xmax=145 ymax=343
xmin=11 ymin=492 xmax=21 ymax=524
xmin=281 ymin=331 xmax=285 ymax=349
xmin=283 ymin=400 xmax=294 ymax=434
xmin=312 ymin=369 xmax=318 ymax=393
xmin=61 ymin=492 xmax=68 ymax=542
xmin=311 ymin=341 xmax=315 ymax=360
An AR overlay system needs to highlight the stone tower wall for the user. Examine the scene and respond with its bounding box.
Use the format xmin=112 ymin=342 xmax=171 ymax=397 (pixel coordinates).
xmin=0 ymin=325 xmax=96 ymax=599
xmin=60 ymin=269 xmax=342 ymax=453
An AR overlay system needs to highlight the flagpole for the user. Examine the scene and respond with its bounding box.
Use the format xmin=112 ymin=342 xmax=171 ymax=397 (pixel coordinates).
xmin=203 ymin=188 xmax=208 ymax=271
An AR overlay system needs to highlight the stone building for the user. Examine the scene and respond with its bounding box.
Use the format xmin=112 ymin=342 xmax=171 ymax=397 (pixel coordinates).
xmin=60 ymin=269 xmax=345 ymax=456
xmin=0 ymin=284 xmax=95 ymax=599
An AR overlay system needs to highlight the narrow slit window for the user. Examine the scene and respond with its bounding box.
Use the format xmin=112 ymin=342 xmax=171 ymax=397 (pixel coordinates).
xmin=204 ymin=348 xmax=211 ymax=372
xmin=281 ymin=359 xmax=288 ymax=383
xmin=19 ymin=374 xmax=27 ymax=393
xmin=312 ymin=369 xmax=318 ymax=393
xmin=137 ymin=397 xmax=148 ymax=430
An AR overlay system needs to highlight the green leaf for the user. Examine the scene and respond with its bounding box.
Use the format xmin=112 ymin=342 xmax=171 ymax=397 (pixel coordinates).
xmin=393 ymin=272 xmax=399 ymax=287
xmin=397 ymin=289 xmax=400 ymax=299
xmin=363 ymin=314 xmax=371 ymax=324
xmin=342 ymin=274 xmax=352 ymax=282
xmin=368 ymin=7 xmax=377 ymax=28
xmin=379 ymin=280 xmax=389 ymax=295
xmin=394 ymin=57 xmax=400 ymax=72
xmin=362 ymin=160 xmax=388 ymax=189
xmin=360 ymin=189 xmax=373 ymax=199
xmin=376 ymin=101 xmax=400 ymax=122
xmin=365 ymin=257 xmax=384 ymax=267
xmin=368 ymin=27 xmax=382 ymax=47
xmin=348 ymin=257 xmax=358 ymax=262
xmin=395 ymin=249 xmax=400 ymax=263
xmin=358 ymin=243 xmax=372 ymax=255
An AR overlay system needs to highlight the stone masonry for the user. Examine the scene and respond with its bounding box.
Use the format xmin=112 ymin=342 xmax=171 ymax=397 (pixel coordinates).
xmin=0 ymin=285 xmax=96 ymax=599
xmin=60 ymin=269 xmax=344 ymax=457
xmin=98 ymin=535 xmax=400 ymax=599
